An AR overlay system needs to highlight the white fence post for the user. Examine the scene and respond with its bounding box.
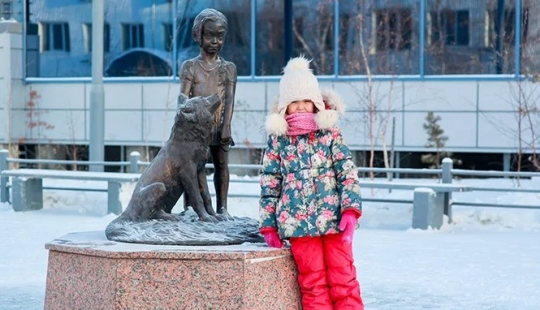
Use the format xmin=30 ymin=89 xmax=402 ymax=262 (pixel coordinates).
xmin=0 ymin=149 xmax=9 ymax=203
xmin=129 ymin=151 xmax=140 ymax=173
xmin=412 ymin=188 xmax=440 ymax=229
xmin=441 ymin=157 xmax=453 ymax=223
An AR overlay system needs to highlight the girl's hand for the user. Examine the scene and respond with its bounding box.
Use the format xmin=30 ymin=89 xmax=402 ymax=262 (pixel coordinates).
xmin=262 ymin=230 xmax=285 ymax=248
xmin=338 ymin=211 xmax=358 ymax=243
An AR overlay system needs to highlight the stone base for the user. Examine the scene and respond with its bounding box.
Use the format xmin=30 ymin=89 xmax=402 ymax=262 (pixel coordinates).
xmin=44 ymin=231 xmax=301 ymax=310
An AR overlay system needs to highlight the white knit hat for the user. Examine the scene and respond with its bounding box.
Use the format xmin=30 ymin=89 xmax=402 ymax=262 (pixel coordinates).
xmin=265 ymin=88 xmax=346 ymax=136
xmin=276 ymin=56 xmax=325 ymax=115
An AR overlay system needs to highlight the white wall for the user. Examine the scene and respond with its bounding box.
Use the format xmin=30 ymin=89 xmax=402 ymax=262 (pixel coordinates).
xmin=5 ymin=78 xmax=537 ymax=154
xmin=0 ymin=24 xmax=25 ymax=145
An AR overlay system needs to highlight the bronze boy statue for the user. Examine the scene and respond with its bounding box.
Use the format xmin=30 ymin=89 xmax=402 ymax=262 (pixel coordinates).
xmin=179 ymin=8 xmax=237 ymax=219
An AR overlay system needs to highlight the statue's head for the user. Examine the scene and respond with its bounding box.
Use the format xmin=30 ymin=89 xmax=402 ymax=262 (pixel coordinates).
xmin=176 ymin=93 xmax=221 ymax=125
xmin=192 ymin=8 xmax=228 ymax=55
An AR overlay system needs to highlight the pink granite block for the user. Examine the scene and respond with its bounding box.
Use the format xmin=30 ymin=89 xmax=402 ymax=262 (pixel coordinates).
xmin=115 ymin=258 xmax=245 ymax=309
xmin=44 ymin=231 xmax=301 ymax=310
xmin=243 ymin=255 xmax=302 ymax=309
xmin=45 ymin=251 xmax=116 ymax=310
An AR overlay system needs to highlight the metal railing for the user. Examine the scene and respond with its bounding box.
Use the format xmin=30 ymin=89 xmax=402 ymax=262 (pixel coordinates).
xmin=1 ymin=149 xmax=539 ymax=211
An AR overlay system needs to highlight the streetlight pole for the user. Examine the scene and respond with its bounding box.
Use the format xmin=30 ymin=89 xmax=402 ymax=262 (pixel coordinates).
xmin=89 ymin=0 xmax=105 ymax=171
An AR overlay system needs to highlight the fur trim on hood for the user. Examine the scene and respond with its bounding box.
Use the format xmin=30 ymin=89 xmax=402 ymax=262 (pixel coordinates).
xmin=265 ymin=88 xmax=345 ymax=136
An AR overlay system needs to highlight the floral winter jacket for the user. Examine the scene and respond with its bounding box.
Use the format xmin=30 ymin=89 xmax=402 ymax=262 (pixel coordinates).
xmin=259 ymin=89 xmax=362 ymax=239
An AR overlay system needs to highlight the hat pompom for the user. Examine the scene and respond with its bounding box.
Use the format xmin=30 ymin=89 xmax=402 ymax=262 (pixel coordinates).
xmin=283 ymin=56 xmax=311 ymax=73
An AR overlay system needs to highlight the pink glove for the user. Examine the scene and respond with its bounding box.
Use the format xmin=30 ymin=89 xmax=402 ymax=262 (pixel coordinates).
xmin=262 ymin=230 xmax=285 ymax=248
xmin=338 ymin=211 xmax=358 ymax=244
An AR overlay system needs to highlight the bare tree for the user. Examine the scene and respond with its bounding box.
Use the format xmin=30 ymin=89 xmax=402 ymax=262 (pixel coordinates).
xmin=349 ymin=1 xmax=405 ymax=179
xmin=479 ymin=80 xmax=540 ymax=180
xmin=25 ymin=90 xmax=55 ymax=167
xmin=514 ymin=80 xmax=540 ymax=172
xmin=357 ymin=12 xmax=377 ymax=179
xmin=292 ymin=0 xmax=334 ymax=74
xmin=63 ymin=108 xmax=85 ymax=170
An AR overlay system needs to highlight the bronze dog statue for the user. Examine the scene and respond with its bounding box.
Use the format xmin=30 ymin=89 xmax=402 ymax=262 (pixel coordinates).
xmin=104 ymin=93 xmax=265 ymax=245
xmin=106 ymin=93 xmax=225 ymax=238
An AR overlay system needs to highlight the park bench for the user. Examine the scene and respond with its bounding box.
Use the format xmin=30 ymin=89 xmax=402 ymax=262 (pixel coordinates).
xmin=0 ymin=169 xmax=140 ymax=215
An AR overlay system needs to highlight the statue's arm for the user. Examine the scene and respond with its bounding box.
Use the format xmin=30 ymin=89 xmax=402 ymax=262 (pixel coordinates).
xmin=221 ymin=62 xmax=237 ymax=142
xmin=179 ymin=60 xmax=194 ymax=97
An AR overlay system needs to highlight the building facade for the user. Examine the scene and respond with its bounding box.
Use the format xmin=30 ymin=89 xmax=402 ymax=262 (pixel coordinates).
xmin=0 ymin=0 xmax=539 ymax=171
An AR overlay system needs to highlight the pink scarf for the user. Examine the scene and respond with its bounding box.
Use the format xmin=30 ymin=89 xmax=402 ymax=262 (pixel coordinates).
xmin=285 ymin=112 xmax=319 ymax=136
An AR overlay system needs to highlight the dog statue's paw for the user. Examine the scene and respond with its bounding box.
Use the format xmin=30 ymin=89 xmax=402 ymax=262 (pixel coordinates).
xmin=154 ymin=210 xmax=180 ymax=221
xmin=199 ymin=214 xmax=220 ymax=223
xmin=216 ymin=209 xmax=234 ymax=221
xmin=215 ymin=214 xmax=233 ymax=221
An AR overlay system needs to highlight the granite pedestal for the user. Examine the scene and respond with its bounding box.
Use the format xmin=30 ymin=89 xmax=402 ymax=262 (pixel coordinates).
xmin=44 ymin=231 xmax=301 ymax=310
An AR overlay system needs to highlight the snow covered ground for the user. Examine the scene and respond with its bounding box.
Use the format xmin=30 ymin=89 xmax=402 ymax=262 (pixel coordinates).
xmin=0 ymin=176 xmax=539 ymax=310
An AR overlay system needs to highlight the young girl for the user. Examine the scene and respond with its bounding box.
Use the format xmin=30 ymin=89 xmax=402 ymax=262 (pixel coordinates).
xmin=259 ymin=56 xmax=364 ymax=310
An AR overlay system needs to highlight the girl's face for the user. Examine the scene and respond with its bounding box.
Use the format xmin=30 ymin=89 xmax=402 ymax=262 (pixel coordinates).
xmin=286 ymin=100 xmax=315 ymax=115
xmin=200 ymin=20 xmax=226 ymax=55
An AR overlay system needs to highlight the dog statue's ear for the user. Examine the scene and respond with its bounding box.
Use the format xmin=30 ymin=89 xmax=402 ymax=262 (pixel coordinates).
xmin=205 ymin=94 xmax=221 ymax=114
xmin=177 ymin=93 xmax=188 ymax=109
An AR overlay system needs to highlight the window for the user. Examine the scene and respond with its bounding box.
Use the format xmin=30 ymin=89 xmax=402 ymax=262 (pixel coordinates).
xmin=486 ymin=8 xmax=529 ymax=47
xmin=83 ymin=23 xmax=110 ymax=53
xmin=163 ymin=23 xmax=173 ymax=51
xmin=429 ymin=10 xmax=469 ymax=46
xmin=373 ymin=9 xmax=412 ymax=52
xmin=177 ymin=18 xmax=194 ymax=49
xmin=293 ymin=17 xmax=303 ymax=49
xmin=267 ymin=18 xmax=284 ymax=51
xmin=162 ymin=18 xmax=195 ymax=52
xmin=40 ymin=22 xmax=71 ymax=52
xmin=122 ymin=23 xmax=144 ymax=50
xmin=339 ymin=14 xmax=352 ymax=56
xmin=319 ymin=15 xmax=333 ymax=52
xmin=222 ymin=12 xmax=245 ymax=47
xmin=1 ymin=0 xmax=11 ymax=20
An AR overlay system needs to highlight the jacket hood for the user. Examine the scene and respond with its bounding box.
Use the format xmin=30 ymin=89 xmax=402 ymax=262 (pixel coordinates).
xmin=264 ymin=88 xmax=345 ymax=136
